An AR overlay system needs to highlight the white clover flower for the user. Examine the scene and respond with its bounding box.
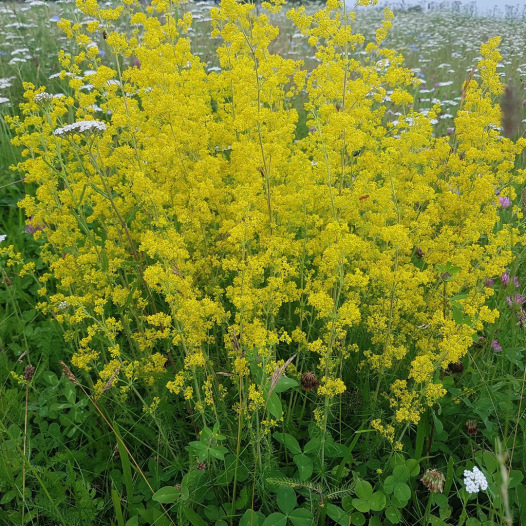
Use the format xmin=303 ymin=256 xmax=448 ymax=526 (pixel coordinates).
xmin=463 ymin=466 xmax=488 ymax=494
xmin=53 ymin=120 xmax=106 ymax=137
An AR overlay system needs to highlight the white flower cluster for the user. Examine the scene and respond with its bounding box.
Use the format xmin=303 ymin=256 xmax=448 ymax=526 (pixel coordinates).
xmin=58 ymin=301 xmax=69 ymax=310
xmin=464 ymin=466 xmax=488 ymax=494
xmin=53 ymin=120 xmax=106 ymax=137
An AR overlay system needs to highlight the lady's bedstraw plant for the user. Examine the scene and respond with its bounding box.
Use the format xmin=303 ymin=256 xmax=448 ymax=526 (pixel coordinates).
xmin=6 ymin=0 xmax=526 ymax=461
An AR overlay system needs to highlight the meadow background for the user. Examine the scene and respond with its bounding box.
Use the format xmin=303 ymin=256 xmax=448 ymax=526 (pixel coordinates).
xmin=0 ymin=0 xmax=526 ymax=525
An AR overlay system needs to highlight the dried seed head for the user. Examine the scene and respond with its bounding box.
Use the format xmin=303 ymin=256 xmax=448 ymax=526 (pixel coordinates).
xmin=24 ymin=364 xmax=35 ymax=382
xmin=268 ymin=354 xmax=297 ymax=399
xmin=197 ymin=462 xmax=207 ymax=470
xmin=421 ymin=469 xmax=446 ymax=493
xmin=448 ymin=361 xmax=464 ymax=374
xmin=301 ymin=371 xmax=318 ymax=391
xmin=415 ymin=247 xmax=424 ymax=259
xmin=522 ymin=186 xmax=526 ymax=216
xmin=102 ymin=365 xmax=122 ymax=393
xmin=466 ymin=419 xmax=478 ymax=435
xmin=59 ymin=361 xmax=79 ymax=385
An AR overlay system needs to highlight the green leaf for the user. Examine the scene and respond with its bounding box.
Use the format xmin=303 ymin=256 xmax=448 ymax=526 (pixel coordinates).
xmin=354 ymin=479 xmax=373 ymax=500
xmin=369 ymin=491 xmax=387 ymax=512
xmin=350 ymin=512 xmax=366 ymax=526
xmin=405 ymin=459 xmax=420 ymax=477
xmin=390 ymin=454 xmax=405 ymax=468
xmin=0 ymin=490 xmax=17 ymax=505
xmin=273 ymin=376 xmax=299 ymax=393
xmin=152 ymin=486 xmax=181 ymax=504
xmin=431 ymin=412 xmax=444 ymax=436
xmin=325 ymin=503 xmax=351 ymax=526
xmin=111 ymin=488 xmax=125 ymax=526
xmin=205 ymin=505 xmax=220 ymax=520
xmin=393 ymin=482 xmax=411 ymax=503
xmin=481 ymin=451 xmax=498 ymax=474
xmin=509 ymin=470 xmax=524 ymax=488
xmin=267 ymin=392 xmax=283 ymax=419
xmin=262 ymin=512 xmax=287 ymax=526
xmin=429 ymin=516 xmax=449 ymax=526
xmin=383 ymin=475 xmax=395 ymax=494
xmin=63 ymin=382 xmax=76 ymax=404
xmin=240 ymin=510 xmax=260 ymax=526
xmin=341 ymin=495 xmax=353 ymax=512
xmin=439 ymin=503 xmax=452 ymax=521
xmin=235 ymin=487 xmax=250 ymax=510
xmin=303 ymin=439 xmax=321 ymax=454
xmin=183 ymin=508 xmax=208 ymax=526
xmin=125 ymin=518 xmax=139 ymax=526
xmin=187 ymin=441 xmax=207 ymax=454
xmin=116 ymin=432 xmax=134 ymax=509
xmin=289 ymin=508 xmax=314 ymax=526
xmin=385 ymin=506 xmax=402 ymax=524
xmin=277 ymin=486 xmax=297 ymax=515
xmin=274 ymin=432 xmax=302 ymax=455
xmin=393 ymin=465 xmax=410 ymax=482
xmin=432 ymin=493 xmax=448 ymax=508
xmin=352 ymin=498 xmax=370 ymax=513
xmin=294 ymin=454 xmax=313 ymax=481
xmin=209 ymin=446 xmax=227 ymax=461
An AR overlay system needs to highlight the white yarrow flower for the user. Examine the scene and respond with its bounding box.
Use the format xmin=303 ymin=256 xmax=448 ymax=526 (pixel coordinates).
xmin=53 ymin=120 xmax=106 ymax=137
xmin=463 ymin=466 xmax=488 ymax=494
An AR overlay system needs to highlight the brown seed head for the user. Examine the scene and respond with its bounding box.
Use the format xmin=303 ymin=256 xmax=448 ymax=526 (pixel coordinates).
xmin=466 ymin=419 xmax=478 ymax=435
xmin=448 ymin=361 xmax=463 ymax=374
xmin=421 ymin=469 xmax=446 ymax=493
xmin=59 ymin=361 xmax=79 ymax=385
xmin=24 ymin=364 xmax=35 ymax=382
xmin=102 ymin=365 xmax=122 ymax=393
xmin=301 ymin=371 xmax=318 ymax=391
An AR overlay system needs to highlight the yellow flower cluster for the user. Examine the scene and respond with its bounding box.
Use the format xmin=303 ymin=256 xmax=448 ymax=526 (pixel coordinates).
xmin=7 ymin=0 xmax=524 ymax=437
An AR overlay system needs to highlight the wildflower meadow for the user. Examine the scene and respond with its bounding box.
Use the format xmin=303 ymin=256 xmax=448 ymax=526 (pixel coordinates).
xmin=0 ymin=0 xmax=525 ymax=524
